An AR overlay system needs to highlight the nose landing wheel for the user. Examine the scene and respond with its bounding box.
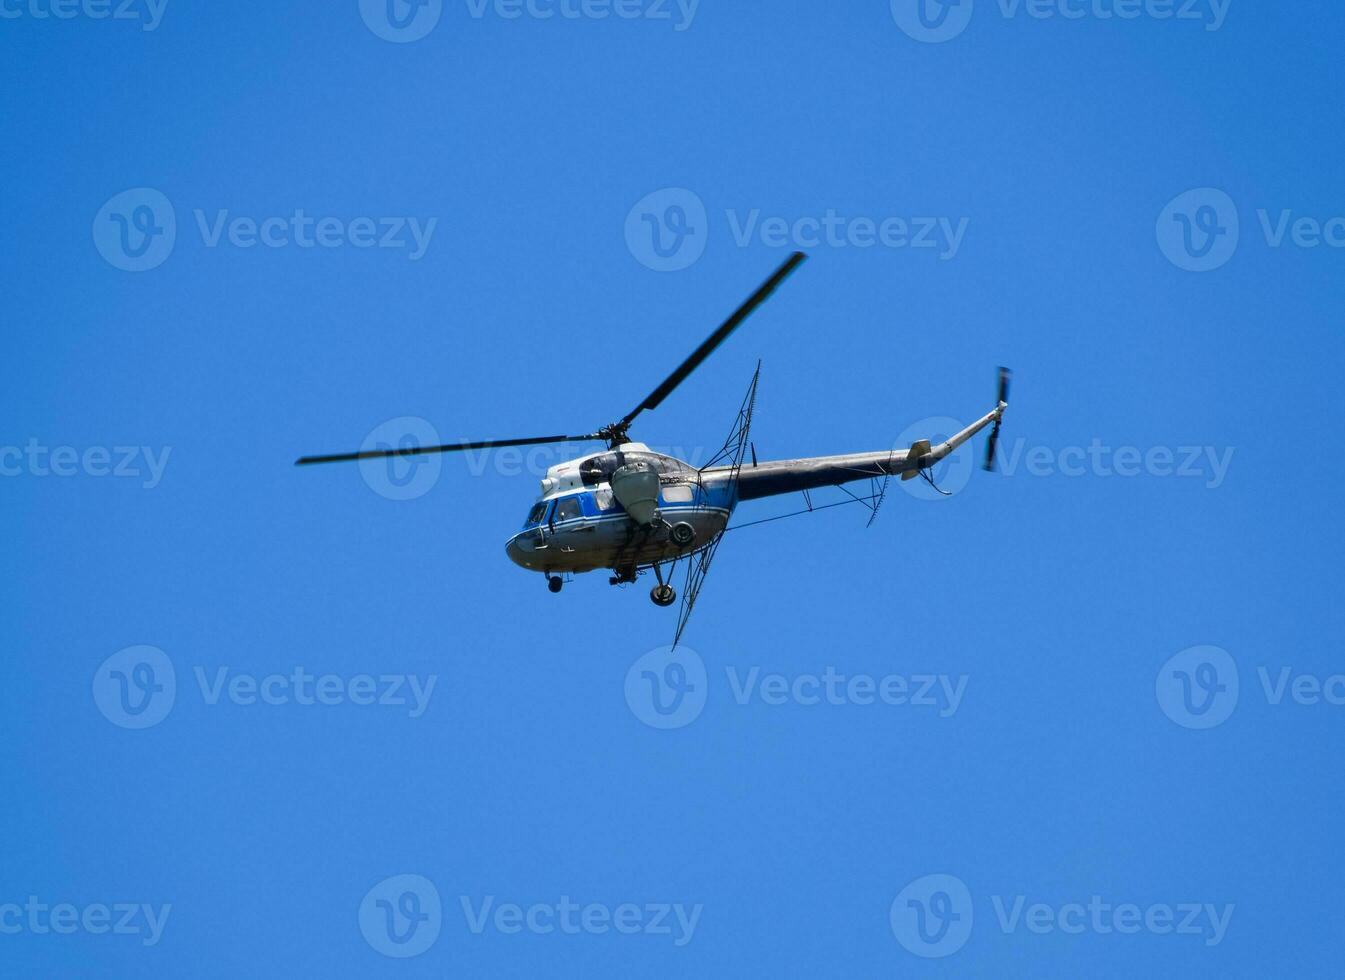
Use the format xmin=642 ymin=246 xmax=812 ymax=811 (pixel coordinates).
xmin=547 ymin=575 xmax=563 ymax=593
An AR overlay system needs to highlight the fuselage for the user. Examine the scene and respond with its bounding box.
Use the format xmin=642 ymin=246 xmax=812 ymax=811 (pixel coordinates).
xmin=503 ymin=401 xmax=1005 ymax=579
xmin=504 ymin=442 xmax=734 ymax=575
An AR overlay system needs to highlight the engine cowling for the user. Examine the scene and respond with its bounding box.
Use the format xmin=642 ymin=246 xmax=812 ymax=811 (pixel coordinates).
xmin=610 ymin=460 xmax=661 ymax=526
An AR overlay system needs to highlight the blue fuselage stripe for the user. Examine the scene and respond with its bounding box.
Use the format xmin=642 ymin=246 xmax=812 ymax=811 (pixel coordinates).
xmin=509 ymin=485 xmax=737 ymax=543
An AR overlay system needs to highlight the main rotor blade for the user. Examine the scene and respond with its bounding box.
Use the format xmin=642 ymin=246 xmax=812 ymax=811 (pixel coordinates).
xmin=620 ymin=250 xmax=807 ymax=427
xmin=295 ymin=433 xmax=593 ymax=466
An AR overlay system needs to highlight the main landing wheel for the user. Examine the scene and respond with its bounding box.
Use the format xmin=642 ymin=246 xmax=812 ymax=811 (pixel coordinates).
xmin=650 ymin=584 xmax=677 ymax=607
xmin=547 ymin=575 xmax=563 ymax=593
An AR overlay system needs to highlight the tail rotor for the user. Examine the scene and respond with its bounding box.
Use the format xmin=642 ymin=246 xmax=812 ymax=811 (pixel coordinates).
xmin=982 ymin=367 xmax=1012 ymax=472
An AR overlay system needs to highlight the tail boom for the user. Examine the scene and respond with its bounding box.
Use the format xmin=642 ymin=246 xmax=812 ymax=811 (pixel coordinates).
xmin=701 ymin=401 xmax=1007 ymax=502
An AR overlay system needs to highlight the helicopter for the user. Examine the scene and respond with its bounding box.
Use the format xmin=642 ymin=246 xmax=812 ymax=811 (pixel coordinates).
xmin=297 ymin=251 xmax=1010 ymax=645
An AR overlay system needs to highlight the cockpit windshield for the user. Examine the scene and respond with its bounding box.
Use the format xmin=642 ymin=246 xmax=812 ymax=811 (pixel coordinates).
xmin=523 ymin=502 xmax=547 ymax=528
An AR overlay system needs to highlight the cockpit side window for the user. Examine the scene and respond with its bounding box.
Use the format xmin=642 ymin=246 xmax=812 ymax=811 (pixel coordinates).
xmin=661 ymin=484 xmax=694 ymax=503
xmin=554 ymin=496 xmax=584 ymax=522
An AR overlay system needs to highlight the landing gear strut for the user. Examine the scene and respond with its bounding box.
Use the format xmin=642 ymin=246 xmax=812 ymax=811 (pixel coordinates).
xmin=547 ymin=575 xmax=563 ymax=593
xmin=649 ymin=562 xmax=677 ymax=607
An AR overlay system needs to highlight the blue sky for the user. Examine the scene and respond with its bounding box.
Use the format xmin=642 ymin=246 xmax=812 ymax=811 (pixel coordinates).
xmin=4 ymin=1 xmax=1345 ymax=976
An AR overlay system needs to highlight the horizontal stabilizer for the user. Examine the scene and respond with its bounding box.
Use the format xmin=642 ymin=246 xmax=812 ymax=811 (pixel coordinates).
xmin=901 ymin=439 xmax=931 ymax=480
